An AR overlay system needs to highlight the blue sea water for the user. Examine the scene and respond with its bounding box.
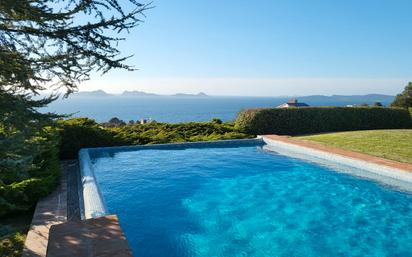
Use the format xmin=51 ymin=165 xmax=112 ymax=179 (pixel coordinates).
xmin=42 ymin=95 xmax=393 ymax=123
xmin=44 ymin=96 xmax=285 ymax=123
xmin=91 ymin=144 xmax=412 ymax=257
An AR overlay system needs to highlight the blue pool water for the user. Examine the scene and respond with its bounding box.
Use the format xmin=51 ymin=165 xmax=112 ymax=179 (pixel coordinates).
xmin=90 ymin=144 xmax=412 ymax=257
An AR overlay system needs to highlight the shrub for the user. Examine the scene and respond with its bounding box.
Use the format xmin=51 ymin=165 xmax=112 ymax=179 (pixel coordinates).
xmin=0 ymin=127 xmax=59 ymax=217
xmin=0 ymin=232 xmax=25 ymax=257
xmin=57 ymin=118 xmax=127 ymax=159
xmin=211 ymin=118 xmax=223 ymax=124
xmin=235 ymin=107 xmax=412 ymax=136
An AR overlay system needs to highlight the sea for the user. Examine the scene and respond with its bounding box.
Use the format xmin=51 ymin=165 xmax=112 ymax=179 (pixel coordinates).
xmin=42 ymin=95 xmax=394 ymax=123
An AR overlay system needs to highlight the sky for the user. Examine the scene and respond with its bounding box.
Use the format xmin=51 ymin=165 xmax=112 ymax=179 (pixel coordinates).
xmin=79 ymin=0 xmax=412 ymax=96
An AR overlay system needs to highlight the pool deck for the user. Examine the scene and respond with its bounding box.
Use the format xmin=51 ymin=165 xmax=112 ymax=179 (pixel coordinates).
xmin=22 ymin=137 xmax=412 ymax=257
xmin=263 ymin=135 xmax=412 ymax=173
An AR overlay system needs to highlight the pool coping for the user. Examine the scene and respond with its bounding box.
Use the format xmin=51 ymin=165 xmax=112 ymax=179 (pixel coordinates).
xmin=262 ymin=135 xmax=412 ymax=184
xmin=262 ymin=135 xmax=412 ymax=173
xmin=79 ymin=136 xmax=412 ymax=220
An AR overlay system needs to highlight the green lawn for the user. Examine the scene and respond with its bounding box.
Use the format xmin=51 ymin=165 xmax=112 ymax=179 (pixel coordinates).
xmin=296 ymin=129 xmax=412 ymax=165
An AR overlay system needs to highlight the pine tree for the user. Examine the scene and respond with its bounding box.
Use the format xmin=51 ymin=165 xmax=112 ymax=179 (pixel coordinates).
xmin=0 ymin=0 xmax=150 ymax=215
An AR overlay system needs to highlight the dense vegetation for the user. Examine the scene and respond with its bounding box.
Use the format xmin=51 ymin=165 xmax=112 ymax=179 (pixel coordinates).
xmin=58 ymin=118 xmax=252 ymax=159
xmin=1 ymin=1 xmax=149 ymax=255
xmin=0 ymin=125 xmax=59 ymax=257
xmin=297 ymin=130 xmax=412 ymax=165
xmin=0 ymin=126 xmax=60 ymax=217
xmin=0 ymin=233 xmax=25 ymax=257
xmin=235 ymin=107 xmax=412 ymax=135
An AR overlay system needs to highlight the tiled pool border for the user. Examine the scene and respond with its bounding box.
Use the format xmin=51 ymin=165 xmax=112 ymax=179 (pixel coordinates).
xmin=79 ymin=136 xmax=412 ymax=220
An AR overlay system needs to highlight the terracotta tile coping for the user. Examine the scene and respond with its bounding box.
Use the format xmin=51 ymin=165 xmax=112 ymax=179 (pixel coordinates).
xmin=46 ymin=215 xmax=132 ymax=257
xmin=263 ymin=135 xmax=412 ymax=173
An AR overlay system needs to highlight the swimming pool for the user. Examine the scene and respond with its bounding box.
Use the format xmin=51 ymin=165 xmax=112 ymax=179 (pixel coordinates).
xmin=82 ymin=139 xmax=412 ymax=257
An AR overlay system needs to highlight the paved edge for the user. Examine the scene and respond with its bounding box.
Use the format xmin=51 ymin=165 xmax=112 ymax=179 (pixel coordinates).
xmin=263 ymin=135 xmax=412 ymax=173
xmin=22 ymin=162 xmax=68 ymax=257
xmin=46 ymin=215 xmax=133 ymax=257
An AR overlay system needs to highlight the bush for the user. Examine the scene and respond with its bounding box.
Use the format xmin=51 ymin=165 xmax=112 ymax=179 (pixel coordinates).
xmin=235 ymin=107 xmax=412 ymax=136
xmin=211 ymin=118 xmax=223 ymax=124
xmin=58 ymin=118 xmax=252 ymax=159
xmin=0 ymin=232 xmax=25 ymax=257
xmin=0 ymin=127 xmax=60 ymax=217
xmin=57 ymin=118 xmax=127 ymax=159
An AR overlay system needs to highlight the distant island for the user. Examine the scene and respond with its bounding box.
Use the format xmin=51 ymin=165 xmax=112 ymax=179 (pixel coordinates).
xmin=121 ymin=90 xmax=158 ymax=97
xmin=71 ymin=90 xmax=394 ymax=105
xmin=295 ymin=94 xmax=394 ymax=106
xmin=73 ymin=90 xmax=209 ymax=97
xmin=172 ymin=92 xmax=208 ymax=97
xmin=72 ymin=89 xmax=112 ymax=97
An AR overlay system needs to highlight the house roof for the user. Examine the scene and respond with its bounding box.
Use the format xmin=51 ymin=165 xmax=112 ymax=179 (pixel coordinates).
xmin=276 ymin=99 xmax=309 ymax=108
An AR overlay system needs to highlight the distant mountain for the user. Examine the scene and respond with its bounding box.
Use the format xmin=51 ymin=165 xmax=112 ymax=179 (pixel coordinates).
xmin=121 ymin=91 xmax=208 ymax=97
xmin=70 ymin=91 xmax=392 ymax=105
xmin=121 ymin=90 xmax=159 ymax=97
xmin=172 ymin=92 xmax=208 ymax=97
xmin=73 ymin=90 xmax=112 ymax=97
xmin=71 ymin=90 xmax=209 ymax=97
xmin=296 ymin=94 xmax=395 ymax=106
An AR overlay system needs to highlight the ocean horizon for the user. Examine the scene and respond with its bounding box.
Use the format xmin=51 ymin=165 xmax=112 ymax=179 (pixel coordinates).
xmin=41 ymin=94 xmax=395 ymax=123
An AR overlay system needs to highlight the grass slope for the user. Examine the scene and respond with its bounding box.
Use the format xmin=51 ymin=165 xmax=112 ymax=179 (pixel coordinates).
xmin=297 ymin=129 xmax=412 ymax=165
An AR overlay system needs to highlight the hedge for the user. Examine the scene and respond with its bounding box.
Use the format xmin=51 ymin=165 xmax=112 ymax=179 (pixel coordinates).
xmin=235 ymin=107 xmax=412 ymax=135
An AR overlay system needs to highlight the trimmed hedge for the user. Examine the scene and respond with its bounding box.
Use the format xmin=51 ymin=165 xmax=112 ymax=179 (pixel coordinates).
xmin=235 ymin=107 xmax=412 ymax=135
